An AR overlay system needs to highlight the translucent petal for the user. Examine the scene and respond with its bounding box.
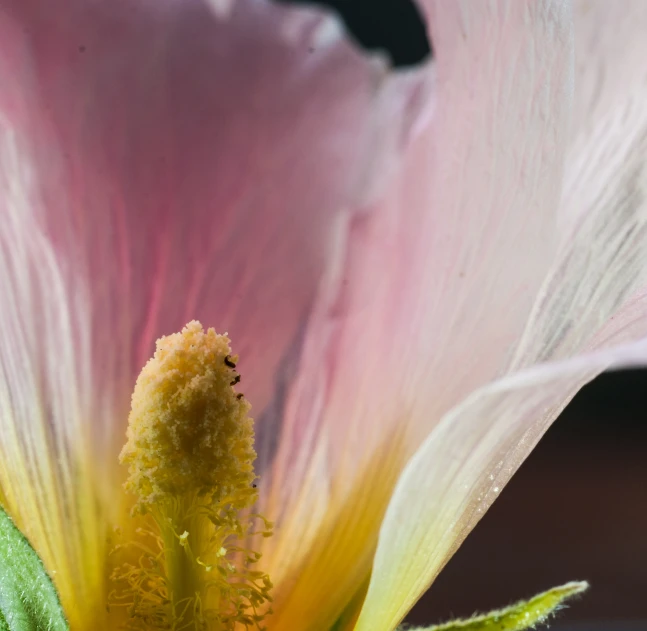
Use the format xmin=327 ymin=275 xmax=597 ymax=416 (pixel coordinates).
xmin=511 ymin=0 xmax=647 ymax=367
xmin=0 ymin=0 xmax=429 ymax=626
xmin=263 ymin=1 xmax=573 ymax=626
xmin=355 ymin=337 xmax=647 ymax=631
xmin=0 ymin=125 xmax=108 ymax=627
xmin=0 ymin=0 xmax=430 ymax=460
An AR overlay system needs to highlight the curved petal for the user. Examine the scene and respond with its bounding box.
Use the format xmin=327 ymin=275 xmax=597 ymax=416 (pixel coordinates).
xmin=0 ymin=0 xmax=429 ymax=625
xmin=0 ymin=0 xmax=429 ymax=457
xmin=263 ymin=1 xmax=573 ymax=627
xmin=354 ymin=334 xmax=647 ymax=631
xmin=511 ymin=0 xmax=647 ymax=367
xmin=0 ymin=126 xmax=107 ymax=626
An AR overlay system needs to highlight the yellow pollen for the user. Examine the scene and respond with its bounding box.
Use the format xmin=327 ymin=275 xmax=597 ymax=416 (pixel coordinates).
xmin=114 ymin=321 xmax=272 ymax=630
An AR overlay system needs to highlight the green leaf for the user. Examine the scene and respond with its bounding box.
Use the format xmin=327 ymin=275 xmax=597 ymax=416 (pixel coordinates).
xmin=404 ymin=581 xmax=588 ymax=631
xmin=0 ymin=504 xmax=69 ymax=631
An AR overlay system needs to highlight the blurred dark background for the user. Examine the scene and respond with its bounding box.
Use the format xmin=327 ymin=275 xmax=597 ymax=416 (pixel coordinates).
xmin=406 ymin=370 xmax=647 ymax=628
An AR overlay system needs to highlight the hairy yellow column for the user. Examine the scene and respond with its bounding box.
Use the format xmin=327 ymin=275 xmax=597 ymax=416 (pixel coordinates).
xmin=116 ymin=321 xmax=272 ymax=630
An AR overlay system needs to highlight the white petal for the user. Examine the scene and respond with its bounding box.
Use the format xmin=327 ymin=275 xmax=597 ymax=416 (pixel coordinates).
xmin=511 ymin=0 xmax=647 ymax=367
xmin=354 ymin=335 xmax=647 ymax=631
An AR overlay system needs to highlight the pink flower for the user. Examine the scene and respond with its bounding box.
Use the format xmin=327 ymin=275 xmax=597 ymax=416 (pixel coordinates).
xmin=0 ymin=0 xmax=645 ymax=629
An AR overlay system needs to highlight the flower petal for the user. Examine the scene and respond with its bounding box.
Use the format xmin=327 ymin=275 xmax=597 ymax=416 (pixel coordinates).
xmin=0 ymin=0 xmax=429 ymax=458
xmin=0 ymin=125 xmax=108 ymax=626
xmin=510 ymin=0 xmax=647 ymax=367
xmin=0 ymin=0 xmax=428 ymax=625
xmin=354 ymin=336 xmax=647 ymax=631
xmin=263 ymin=1 xmax=573 ymax=626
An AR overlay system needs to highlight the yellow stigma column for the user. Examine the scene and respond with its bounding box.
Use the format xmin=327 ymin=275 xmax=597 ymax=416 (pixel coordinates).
xmin=117 ymin=321 xmax=272 ymax=630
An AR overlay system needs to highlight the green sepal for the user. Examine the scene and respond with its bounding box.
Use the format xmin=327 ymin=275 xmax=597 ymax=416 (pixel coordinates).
xmin=403 ymin=581 xmax=588 ymax=631
xmin=0 ymin=504 xmax=69 ymax=631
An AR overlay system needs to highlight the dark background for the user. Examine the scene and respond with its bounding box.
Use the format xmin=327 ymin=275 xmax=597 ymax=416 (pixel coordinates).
xmin=406 ymin=370 xmax=647 ymax=628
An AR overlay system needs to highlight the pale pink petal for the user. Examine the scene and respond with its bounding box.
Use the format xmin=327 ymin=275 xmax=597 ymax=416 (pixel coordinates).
xmin=354 ymin=5 xmax=647 ymax=626
xmin=355 ymin=334 xmax=647 ymax=631
xmin=0 ymin=125 xmax=107 ymax=623
xmin=263 ymin=2 xmax=573 ymax=627
xmin=510 ymin=0 xmax=647 ymax=367
xmin=0 ymin=0 xmax=429 ymax=461
xmin=0 ymin=0 xmax=428 ymax=623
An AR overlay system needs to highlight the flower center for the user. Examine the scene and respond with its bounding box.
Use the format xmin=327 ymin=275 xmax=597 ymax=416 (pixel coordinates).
xmin=114 ymin=321 xmax=272 ymax=630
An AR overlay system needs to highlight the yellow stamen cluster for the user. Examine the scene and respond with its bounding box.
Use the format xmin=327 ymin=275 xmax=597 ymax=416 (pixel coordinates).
xmin=113 ymin=321 xmax=272 ymax=630
xmin=120 ymin=320 xmax=256 ymax=511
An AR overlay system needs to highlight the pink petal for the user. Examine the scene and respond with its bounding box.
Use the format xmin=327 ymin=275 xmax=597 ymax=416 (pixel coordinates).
xmin=264 ymin=1 xmax=573 ymax=626
xmin=0 ymin=0 xmax=429 ymax=620
xmin=0 ymin=0 xmax=430 ymax=452
xmin=0 ymin=129 xmax=107 ymax=622
xmin=353 ymin=4 xmax=647 ymax=626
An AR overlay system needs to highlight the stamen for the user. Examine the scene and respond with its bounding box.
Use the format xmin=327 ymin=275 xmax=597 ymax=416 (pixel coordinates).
xmin=113 ymin=321 xmax=272 ymax=630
